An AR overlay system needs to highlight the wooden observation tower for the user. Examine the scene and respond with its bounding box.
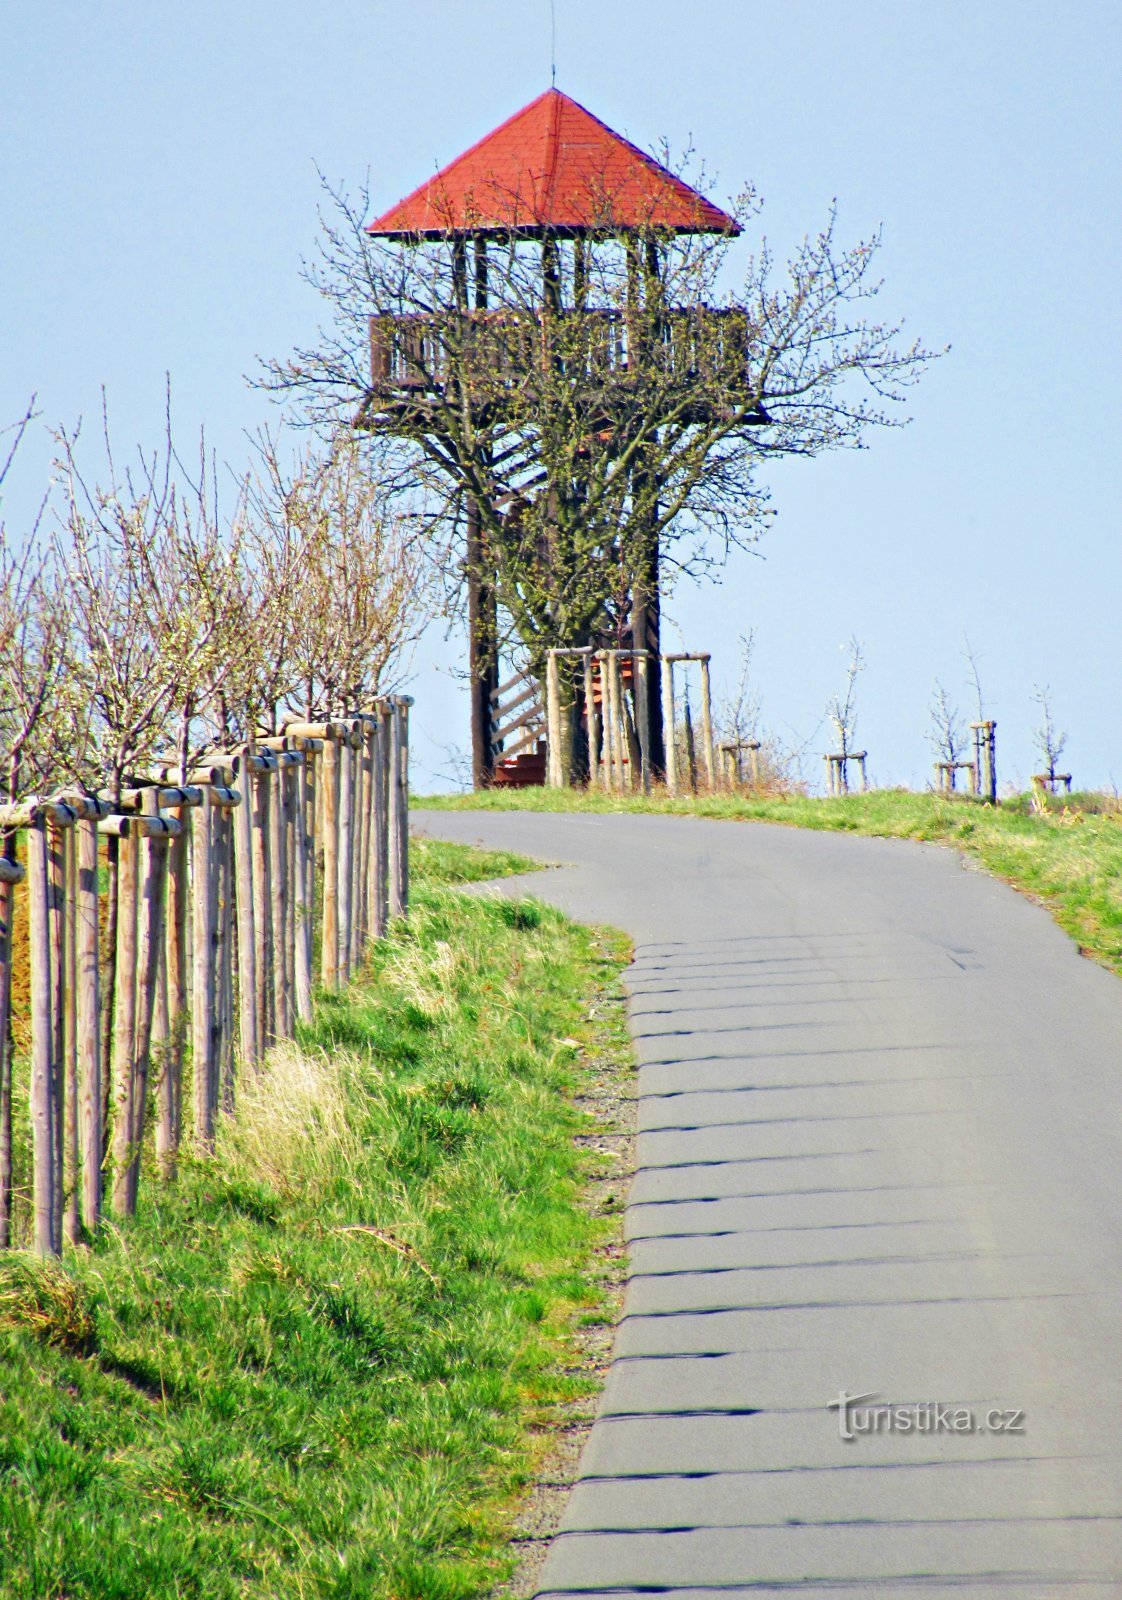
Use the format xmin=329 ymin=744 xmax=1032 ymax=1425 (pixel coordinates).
xmin=363 ymin=88 xmax=749 ymax=787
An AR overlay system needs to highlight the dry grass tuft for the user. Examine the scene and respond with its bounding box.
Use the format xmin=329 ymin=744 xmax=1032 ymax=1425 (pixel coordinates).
xmin=0 ymin=1256 xmax=98 ymax=1355
xmin=220 ymin=1041 xmax=366 ymax=1199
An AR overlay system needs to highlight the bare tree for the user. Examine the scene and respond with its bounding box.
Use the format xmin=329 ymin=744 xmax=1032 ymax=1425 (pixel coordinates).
xmin=827 ymin=636 xmax=865 ymax=761
xmin=963 ymin=632 xmax=986 ymax=723
xmin=1032 ymin=684 xmax=1067 ymax=785
xmin=252 ymin=432 xmax=434 ymax=720
xmin=928 ymin=680 xmax=966 ymax=766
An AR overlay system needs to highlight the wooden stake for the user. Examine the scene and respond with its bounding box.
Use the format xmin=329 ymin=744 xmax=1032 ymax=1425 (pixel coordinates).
xmin=232 ymin=745 xmax=259 ymax=1065
xmin=63 ymin=824 xmax=79 ymax=1245
xmin=661 ymin=657 xmax=677 ymax=794
xmin=372 ymin=709 xmax=389 ymax=940
xmin=283 ymin=759 xmax=299 ymax=1029
xmin=634 ymin=651 xmax=652 ymax=793
xmin=0 ymin=833 xmax=20 ymax=1247
xmin=356 ymin=725 xmax=374 ymax=959
xmin=125 ymin=790 xmax=167 ymax=1212
xmin=698 ymin=657 xmax=716 ymax=791
xmin=28 ymin=824 xmax=56 ymax=1256
xmin=389 ymin=702 xmax=410 ymax=919
xmin=583 ymin=653 xmax=600 ymax=789
xmin=191 ymin=787 xmax=217 ymax=1148
xmin=47 ymin=823 xmax=66 ymax=1251
xmin=320 ymin=735 xmax=340 ymax=987
xmin=75 ymin=817 xmax=101 ymax=1234
xmin=294 ymin=747 xmax=314 ymax=1020
xmin=110 ymin=826 xmax=139 ymax=1216
xmin=159 ymin=801 xmax=189 ymax=1178
xmin=251 ymin=763 xmax=273 ymax=1045
xmin=337 ymin=735 xmax=354 ymax=984
xmin=269 ymin=759 xmax=290 ymax=1036
xmin=545 ymin=651 xmax=563 ymax=787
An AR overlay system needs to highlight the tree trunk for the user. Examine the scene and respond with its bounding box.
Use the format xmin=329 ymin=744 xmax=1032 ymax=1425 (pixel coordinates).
xmin=467 ymin=498 xmax=497 ymax=788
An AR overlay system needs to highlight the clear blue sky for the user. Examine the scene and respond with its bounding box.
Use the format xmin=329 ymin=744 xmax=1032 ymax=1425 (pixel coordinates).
xmin=3 ymin=2 xmax=1120 ymax=792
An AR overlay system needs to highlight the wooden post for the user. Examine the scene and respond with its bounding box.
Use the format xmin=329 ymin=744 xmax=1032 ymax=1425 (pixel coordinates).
xmin=682 ymin=697 xmax=698 ymax=793
xmin=397 ymin=702 xmax=410 ymax=918
xmin=251 ymin=761 xmax=273 ymax=1043
xmin=294 ymin=746 xmax=315 ymax=1022
xmin=320 ymin=733 xmax=340 ymax=987
xmin=125 ymin=792 xmax=169 ymax=1212
xmin=545 ymin=650 xmax=563 ymax=788
xmin=660 ymin=656 xmax=677 ymax=795
xmin=634 ymin=651 xmax=652 ymax=793
xmin=583 ymin=653 xmax=600 ymax=789
xmin=603 ymin=651 xmax=620 ymax=792
xmin=215 ymin=809 xmax=235 ymax=1109
xmin=0 ymin=838 xmax=22 ymax=1248
xmin=28 ymin=824 xmax=56 ymax=1256
xmin=348 ymin=733 xmax=365 ymax=970
xmin=160 ymin=799 xmax=189 ymax=1176
xmin=232 ymin=746 xmax=259 ymax=1065
xmin=63 ymin=824 xmax=79 ymax=1245
xmin=191 ymin=788 xmax=217 ymax=1149
xmin=356 ymin=724 xmax=374 ymax=957
xmin=47 ymin=821 xmax=66 ymax=1251
xmin=269 ymin=755 xmax=290 ymax=1032
xmin=75 ymin=817 xmax=101 ymax=1234
xmin=337 ymin=732 xmax=354 ymax=985
xmin=110 ymin=825 xmax=139 ymax=1215
xmin=388 ymin=701 xmax=409 ymax=919
xmin=698 ymin=656 xmax=716 ymax=791
xmin=285 ymin=756 xmax=301 ymax=1018
xmin=372 ymin=707 xmax=390 ymax=939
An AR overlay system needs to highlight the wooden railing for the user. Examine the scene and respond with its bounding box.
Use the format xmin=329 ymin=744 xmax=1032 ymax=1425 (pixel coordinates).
xmin=368 ymin=306 xmax=754 ymax=397
xmin=0 ymin=699 xmax=411 ymax=1257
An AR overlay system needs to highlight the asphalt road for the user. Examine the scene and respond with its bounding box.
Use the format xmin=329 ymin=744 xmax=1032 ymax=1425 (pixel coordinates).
xmin=415 ymin=811 xmax=1122 ymax=1597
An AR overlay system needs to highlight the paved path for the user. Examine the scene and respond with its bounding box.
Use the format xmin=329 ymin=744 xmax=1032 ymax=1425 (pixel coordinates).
xmin=417 ymin=812 xmax=1122 ymax=1597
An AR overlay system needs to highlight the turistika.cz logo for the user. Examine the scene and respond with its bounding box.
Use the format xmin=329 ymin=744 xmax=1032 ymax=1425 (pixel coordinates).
xmin=827 ymin=1391 xmax=1026 ymax=1442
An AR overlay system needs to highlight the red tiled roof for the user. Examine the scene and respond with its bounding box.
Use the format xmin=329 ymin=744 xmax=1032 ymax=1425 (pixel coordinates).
xmin=367 ymin=88 xmax=738 ymax=238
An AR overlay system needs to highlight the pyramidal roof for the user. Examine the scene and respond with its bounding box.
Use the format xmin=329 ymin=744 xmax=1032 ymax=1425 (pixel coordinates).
xmin=367 ymin=88 xmax=738 ymax=239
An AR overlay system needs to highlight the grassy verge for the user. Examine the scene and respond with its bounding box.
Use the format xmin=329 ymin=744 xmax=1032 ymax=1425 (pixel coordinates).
xmin=416 ymin=788 xmax=1122 ymax=978
xmin=0 ymin=841 xmax=632 ymax=1600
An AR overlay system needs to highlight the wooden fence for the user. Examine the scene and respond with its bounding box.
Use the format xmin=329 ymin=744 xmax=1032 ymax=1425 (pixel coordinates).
xmin=0 ymin=698 xmax=411 ymax=1258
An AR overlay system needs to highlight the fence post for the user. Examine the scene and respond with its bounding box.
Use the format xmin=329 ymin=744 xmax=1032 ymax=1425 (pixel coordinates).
xmin=28 ymin=822 xmax=56 ymax=1256
xmin=126 ymin=792 xmax=168 ymax=1212
xmin=75 ymin=815 xmax=101 ymax=1233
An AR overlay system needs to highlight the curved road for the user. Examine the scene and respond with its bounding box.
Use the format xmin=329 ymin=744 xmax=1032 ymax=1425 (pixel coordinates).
xmin=417 ymin=811 xmax=1122 ymax=1597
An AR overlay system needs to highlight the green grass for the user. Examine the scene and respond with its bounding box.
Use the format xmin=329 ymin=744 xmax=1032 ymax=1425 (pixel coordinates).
xmin=416 ymin=787 xmax=1122 ymax=978
xmin=0 ymin=841 xmax=632 ymax=1600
